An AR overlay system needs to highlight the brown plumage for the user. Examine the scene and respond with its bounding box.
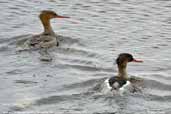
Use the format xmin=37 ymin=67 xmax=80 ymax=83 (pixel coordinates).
xmin=26 ymin=10 xmax=69 ymax=49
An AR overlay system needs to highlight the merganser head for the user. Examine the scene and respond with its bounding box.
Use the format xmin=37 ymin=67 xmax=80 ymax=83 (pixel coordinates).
xmin=116 ymin=53 xmax=143 ymax=66
xmin=39 ymin=10 xmax=70 ymax=34
xmin=39 ymin=10 xmax=70 ymax=20
xmin=115 ymin=53 xmax=143 ymax=79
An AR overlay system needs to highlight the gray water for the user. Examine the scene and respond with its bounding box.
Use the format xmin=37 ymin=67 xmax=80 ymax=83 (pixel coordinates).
xmin=0 ymin=0 xmax=171 ymax=114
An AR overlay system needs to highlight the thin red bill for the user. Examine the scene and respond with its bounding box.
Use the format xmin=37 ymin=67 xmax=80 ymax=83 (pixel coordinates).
xmin=55 ymin=15 xmax=70 ymax=18
xmin=132 ymin=59 xmax=143 ymax=63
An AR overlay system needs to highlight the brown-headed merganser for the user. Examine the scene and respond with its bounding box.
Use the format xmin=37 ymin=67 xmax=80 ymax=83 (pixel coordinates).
xmin=29 ymin=10 xmax=70 ymax=48
xmin=104 ymin=53 xmax=143 ymax=94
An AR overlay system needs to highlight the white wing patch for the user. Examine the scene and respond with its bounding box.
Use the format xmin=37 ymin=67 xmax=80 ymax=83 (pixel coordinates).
xmin=105 ymin=79 xmax=112 ymax=90
xmin=119 ymin=81 xmax=132 ymax=95
xmin=101 ymin=79 xmax=133 ymax=95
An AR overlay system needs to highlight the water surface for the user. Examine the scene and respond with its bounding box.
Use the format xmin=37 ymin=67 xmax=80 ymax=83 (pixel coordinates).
xmin=0 ymin=0 xmax=171 ymax=114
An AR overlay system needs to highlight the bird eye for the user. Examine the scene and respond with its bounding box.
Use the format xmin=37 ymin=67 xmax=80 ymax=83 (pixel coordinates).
xmin=53 ymin=13 xmax=57 ymax=16
xmin=128 ymin=57 xmax=134 ymax=62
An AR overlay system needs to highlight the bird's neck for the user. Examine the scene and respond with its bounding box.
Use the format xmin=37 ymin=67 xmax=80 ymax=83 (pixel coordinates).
xmin=40 ymin=18 xmax=55 ymax=35
xmin=117 ymin=64 xmax=128 ymax=79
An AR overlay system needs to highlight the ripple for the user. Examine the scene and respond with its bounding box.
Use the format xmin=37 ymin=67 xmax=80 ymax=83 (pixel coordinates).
xmin=15 ymin=80 xmax=38 ymax=84
xmin=35 ymin=94 xmax=82 ymax=106
xmin=0 ymin=0 xmax=171 ymax=113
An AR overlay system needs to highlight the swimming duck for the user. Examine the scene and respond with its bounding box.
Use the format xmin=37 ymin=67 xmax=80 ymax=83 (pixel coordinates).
xmin=105 ymin=53 xmax=143 ymax=93
xmin=23 ymin=10 xmax=70 ymax=49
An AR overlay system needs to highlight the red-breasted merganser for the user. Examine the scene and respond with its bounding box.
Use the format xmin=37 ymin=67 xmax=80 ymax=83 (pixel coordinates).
xmin=20 ymin=10 xmax=69 ymax=50
xmin=104 ymin=53 xmax=143 ymax=94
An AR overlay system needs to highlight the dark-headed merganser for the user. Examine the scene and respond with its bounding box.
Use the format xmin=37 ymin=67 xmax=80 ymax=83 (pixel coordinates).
xmin=20 ymin=10 xmax=69 ymax=50
xmin=103 ymin=53 xmax=143 ymax=94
